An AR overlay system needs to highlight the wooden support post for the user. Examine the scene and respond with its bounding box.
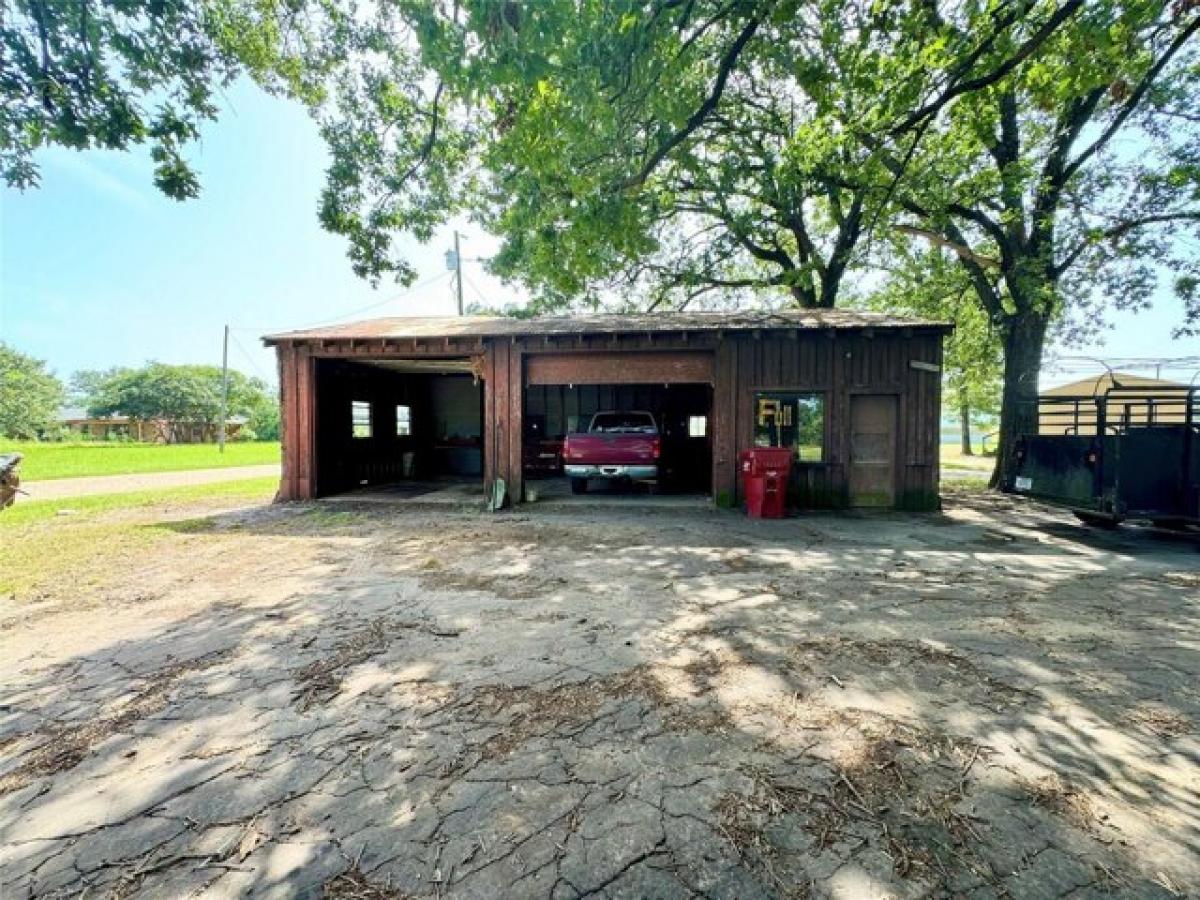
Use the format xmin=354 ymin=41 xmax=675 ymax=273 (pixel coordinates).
xmin=508 ymin=341 xmax=524 ymax=505
xmin=712 ymin=338 xmax=738 ymax=506
xmin=276 ymin=344 xmax=317 ymax=500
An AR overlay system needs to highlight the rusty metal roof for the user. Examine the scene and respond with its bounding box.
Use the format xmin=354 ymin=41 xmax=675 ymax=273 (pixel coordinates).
xmin=264 ymin=309 xmax=949 ymax=344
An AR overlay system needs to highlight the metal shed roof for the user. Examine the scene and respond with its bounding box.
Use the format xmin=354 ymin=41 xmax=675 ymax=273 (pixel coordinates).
xmin=264 ymin=309 xmax=950 ymax=345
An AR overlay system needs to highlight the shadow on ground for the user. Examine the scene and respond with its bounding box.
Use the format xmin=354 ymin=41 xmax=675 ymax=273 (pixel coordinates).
xmin=0 ymin=494 xmax=1197 ymax=898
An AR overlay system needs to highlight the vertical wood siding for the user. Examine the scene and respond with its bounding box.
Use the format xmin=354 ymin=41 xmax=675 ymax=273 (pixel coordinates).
xmin=274 ymin=327 xmax=944 ymax=510
xmin=723 ymin=330 xmax=943 ymax=509
xmin=277 ymin=343 xmax=317 ymax=500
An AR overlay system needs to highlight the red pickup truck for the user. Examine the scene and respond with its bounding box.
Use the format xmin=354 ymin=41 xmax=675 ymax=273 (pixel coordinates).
xmin=562 ymin=411 xmax=661 ymax=494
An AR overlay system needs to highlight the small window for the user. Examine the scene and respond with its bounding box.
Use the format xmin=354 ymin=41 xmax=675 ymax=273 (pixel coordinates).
xmin=396 ymin=404 xmax=412 ymax=436
xmin=351 ymin=401 xmax=372 ymax=439
xmin=688 ymin=415 xmax=708 ymax=438
xmin=754 ymin=392 xmax=825 ymax=462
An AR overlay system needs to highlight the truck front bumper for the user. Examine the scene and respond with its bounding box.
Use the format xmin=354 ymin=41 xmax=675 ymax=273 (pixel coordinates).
xmin=564 ymin=464 xmax=657 ymax=480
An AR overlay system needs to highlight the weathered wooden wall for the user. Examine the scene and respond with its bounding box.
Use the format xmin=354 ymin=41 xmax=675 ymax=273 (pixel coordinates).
xmin=483 ymin=339 xmax=524 ymax=505
xmin=277 ymin=343 xmax=316 ymax=501
xmin=526 ymin=351 xmax=713 ymax=385
xmin=714 ymin=330 xmax=943 ymax=509
xmin=274 ymin=326 xmax=943 ymax=509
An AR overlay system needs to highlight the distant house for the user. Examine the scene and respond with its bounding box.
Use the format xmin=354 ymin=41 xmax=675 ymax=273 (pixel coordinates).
xmin=58 ymin=407 xmax=246 ymax=443
xmin=1039 ymin=373 xmax=1191 ymax=435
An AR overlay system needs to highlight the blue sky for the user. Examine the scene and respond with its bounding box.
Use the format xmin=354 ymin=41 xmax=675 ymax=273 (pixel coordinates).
xmin=2 ymin=79 xmax=1197 ymax=389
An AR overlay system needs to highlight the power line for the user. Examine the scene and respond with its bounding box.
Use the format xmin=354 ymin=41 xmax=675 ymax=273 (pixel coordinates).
xmin=228 ymin=330 xmax=275 ymax=385
xmin=462 ymin=272 xmax=492 ymax=308
xmin=1046 ymin=354 xmax=1200 ymax=370
xmin=1043 ymin=354 xmax=1200 ymax=382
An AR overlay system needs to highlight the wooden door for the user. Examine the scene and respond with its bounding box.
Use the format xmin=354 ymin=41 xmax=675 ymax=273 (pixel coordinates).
xmin=849 ymin=395 xmax=897 ymax=507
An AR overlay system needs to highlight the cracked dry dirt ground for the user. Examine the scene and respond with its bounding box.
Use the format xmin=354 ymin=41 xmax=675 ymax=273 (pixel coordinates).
xmin=1 ymin=496 xmax=1197 ymax=899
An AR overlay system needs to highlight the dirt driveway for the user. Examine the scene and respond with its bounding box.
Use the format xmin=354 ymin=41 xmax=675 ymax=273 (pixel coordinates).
xmin=1 ymin=494 xmax=1196 ymax=898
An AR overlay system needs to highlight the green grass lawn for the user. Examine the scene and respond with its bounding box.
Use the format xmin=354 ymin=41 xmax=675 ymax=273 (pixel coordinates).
xmin=940 ymin=445 xmax=997 ymax=473
xmin=0 ymin=441 xmax=280 ymax=481
xmin=0 ymin=477 xmax=279 ymax=599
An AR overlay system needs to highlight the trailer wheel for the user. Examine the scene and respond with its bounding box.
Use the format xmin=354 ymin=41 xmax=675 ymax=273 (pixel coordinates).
xmin=1074 ymin=511 xmax=1120 ymax=529
xmin=570 ymin=478 xmax=588 ymax=495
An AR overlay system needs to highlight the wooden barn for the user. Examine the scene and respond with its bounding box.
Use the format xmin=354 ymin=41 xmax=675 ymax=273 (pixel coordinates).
xmin=264 ymin=310 xmax=950 ymax=510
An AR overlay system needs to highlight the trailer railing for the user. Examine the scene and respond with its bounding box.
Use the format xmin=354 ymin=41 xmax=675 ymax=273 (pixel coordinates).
xmin=1012 ymin=385 xmax=1199 ymax=527
xmin=1036 ymin=384 xmax=1197 ymax=436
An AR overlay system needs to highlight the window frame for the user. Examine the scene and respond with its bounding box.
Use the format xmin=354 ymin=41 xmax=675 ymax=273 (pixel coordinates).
xmin=687 ymin=415 xmax=708 ymax=438
xmin=351 ymin=400 xmax=373 ymax=439
xmin=395 ymin=404 xmax=413 ymax=437
xmin=752 ymin=389 xmax=828 ymax=463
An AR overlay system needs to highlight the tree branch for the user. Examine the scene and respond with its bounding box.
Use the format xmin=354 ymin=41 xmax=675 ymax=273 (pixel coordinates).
xmin=890 ymin=0 xmax=1083 ymax=135
xmin=618 ymin=13 xmax=759 ymax=191
xmin=1053 ymin=211 xmax=1200 ymax=276
xmin=1061 ymin=13 xmax=1200 ymax=183
xmin=397 ymin=79 xmax=445 ymax=185
xmin=897 ymin=224 xmax=1001 ymax=269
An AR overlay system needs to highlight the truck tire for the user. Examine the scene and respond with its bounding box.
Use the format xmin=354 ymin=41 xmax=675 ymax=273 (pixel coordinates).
xmin=570 ymin=477 xmax=588 ymax=495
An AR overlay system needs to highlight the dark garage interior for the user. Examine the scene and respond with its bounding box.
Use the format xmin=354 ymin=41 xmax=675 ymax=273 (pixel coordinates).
xmin=523 ymin=383 xmax=713 ymax=495
xmin=312 ymin=359 xmax=713 ymax=500
xmin=314 ymin=358 xmax=483 ymax=497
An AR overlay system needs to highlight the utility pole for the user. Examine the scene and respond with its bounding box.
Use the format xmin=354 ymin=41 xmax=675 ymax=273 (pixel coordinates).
xmin=454 ymin=229 xmax=464 ymax=316
xmin=218 ymin=324 xmax=229 ymax=453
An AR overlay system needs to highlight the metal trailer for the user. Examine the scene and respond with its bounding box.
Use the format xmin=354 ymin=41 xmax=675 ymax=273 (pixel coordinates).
xmin=1006 ymin=384 xmax=1200 ymax=530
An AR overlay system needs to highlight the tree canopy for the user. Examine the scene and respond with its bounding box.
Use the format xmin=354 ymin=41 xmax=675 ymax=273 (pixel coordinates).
xmin=270 ymin=2 xmax=1186 ymax=313
xmin=5 ymin=0 xmax=1198 ymax=482
xmin=81 ymin=363 xmax=271 ymax=443
xmin=851 ymin=0 xmax=1200 ymax=476
xmin=0 ymin=0 xmax=317 ymax=198
xmin=0 ymin=342 xmax=64 ymax=440
xmin=290 ymin=0 xmax=892 ymax=306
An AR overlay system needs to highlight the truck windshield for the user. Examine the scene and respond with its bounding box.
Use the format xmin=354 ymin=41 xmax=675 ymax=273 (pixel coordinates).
xmin=590 ymin=413 xmax=656 ymax=434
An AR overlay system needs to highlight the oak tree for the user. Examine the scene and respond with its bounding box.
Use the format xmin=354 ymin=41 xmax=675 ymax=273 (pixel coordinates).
xmin=851 ymin=0 xmax=1200 ymax=482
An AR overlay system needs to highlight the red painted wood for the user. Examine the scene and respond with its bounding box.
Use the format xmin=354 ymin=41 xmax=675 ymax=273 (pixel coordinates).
xmin=492 ymin=340 xmax=512 ymax=502
xmin=277 ymin=345 xmax=296 ymax=500
xmin=295 ymin=348 xmax=316 ymax=498
xmin=509 ymin=344 xmax=524 ymax=503
xmin=712 ymin=340 xmax=737 ymax=503
xmin=274 ymin=325 xmax=945 ymax=509
xmin=307 ymin=339 xmax=486 ymax=358
xmin=483 ymin=344 xmax=496 ymax=488
xmin=524 ymin=351 xmax=715 ymax=385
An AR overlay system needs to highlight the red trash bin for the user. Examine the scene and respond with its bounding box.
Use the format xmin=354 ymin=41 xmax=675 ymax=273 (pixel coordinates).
xmin=739 ymin=448 xmax=793 ymax=518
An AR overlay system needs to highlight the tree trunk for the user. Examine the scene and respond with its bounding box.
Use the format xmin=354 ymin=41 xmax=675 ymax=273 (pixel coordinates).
xmin=992 ymin=312 xmax=1049 ymax=489
xmin=789 ymin=283 xmax=818 ymax=308
xmin=959 ymin=400 xmax=973 ymax=455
